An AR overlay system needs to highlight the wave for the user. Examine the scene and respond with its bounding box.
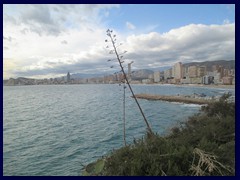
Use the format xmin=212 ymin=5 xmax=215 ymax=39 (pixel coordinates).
xmin=3 ymin=84 xmax=234 ymax=175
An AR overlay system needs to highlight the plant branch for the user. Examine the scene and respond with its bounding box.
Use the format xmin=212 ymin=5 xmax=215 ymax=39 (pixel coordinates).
xmin=106 ymin=29 xmax=153 ymax=135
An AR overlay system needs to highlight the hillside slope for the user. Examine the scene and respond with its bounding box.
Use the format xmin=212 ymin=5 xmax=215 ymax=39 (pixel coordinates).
xmin=82 ymin=93 xmax=235 ymax=176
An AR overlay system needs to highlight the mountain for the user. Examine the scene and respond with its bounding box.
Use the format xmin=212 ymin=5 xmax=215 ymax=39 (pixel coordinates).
xmin=131 ymin=69 xmax=154 ymax=80
xmin=4 ymin=60 xmax=235 ymax=84
xmin=4 ymin=77 xmax=35 ymax=86
xmin=66 ymin=73 xmax=105 ymax=79
xmin=149 ymin=66 xmax=172 ymax=72
xmin=69 ymin=70 xmax=154 ymax=80
xmin=183 ymin=60 xmax=235 ymax=71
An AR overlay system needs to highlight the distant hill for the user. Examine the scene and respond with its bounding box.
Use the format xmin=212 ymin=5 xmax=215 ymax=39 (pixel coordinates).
xmin=67 ymin=69 xmax=154 ymax=81
xmin=3 ymin=60 xmax=235 ymax=84
xmin=4 ymin=77 xmax=35 ymax=86
xmin=69 ymin=73 xmax=105 ymax=79
xmin=131 ymin=69 xmax=154 ymax=80
xmin=183 ymin=60 xmax=235 ymax=71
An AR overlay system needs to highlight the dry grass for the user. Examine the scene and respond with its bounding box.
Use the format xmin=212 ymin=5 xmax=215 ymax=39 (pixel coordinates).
xmin=190 ymin=148 xmax=233 ymax=176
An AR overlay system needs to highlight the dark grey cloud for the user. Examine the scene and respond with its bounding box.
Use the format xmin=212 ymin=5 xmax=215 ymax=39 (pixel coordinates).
xmin=3 ymin=36 xmax=12 ymax=42
xmin=20 ymin=28 xmax=29 ymax=35
xmin=4 ymin=14 xmax=17 ymax=25
xmin=12 ymin=57 xmax=110 ymax=77
xmin=61 ymin=40 xmax=68 ymax=44
xmin=20 ymin=5 xmax=62 ymax=36
xmin=6 ymin=4 xmax=119 ymax=36
xmin=21 ymin=5 xmax=52 ymax=25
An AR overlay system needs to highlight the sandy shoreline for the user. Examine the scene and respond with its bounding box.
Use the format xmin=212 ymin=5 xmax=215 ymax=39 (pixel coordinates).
xmin=175 ymin=84 xmax=235 ymax=89
xmin=151 ymin=83 xmax=235 ymax=90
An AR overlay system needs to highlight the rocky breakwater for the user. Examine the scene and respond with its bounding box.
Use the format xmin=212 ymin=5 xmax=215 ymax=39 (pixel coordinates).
xmin=134 ymin=94 xmax=214 ymax=105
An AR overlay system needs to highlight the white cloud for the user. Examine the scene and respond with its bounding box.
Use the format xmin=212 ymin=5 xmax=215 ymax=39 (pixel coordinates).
xmin=123 ymin=23 xmax=235 ymax=69
xmin=144 ymin=24 xmax=159 ymax=33
xmin=3 ymin=4 xmax=120 ymax=36
xmin=223 ymin=19 xmax=230 ymax=24
xmin=61 ymin=40 xmax=68 ymax=44
xmin=3 ymin=22 xmax=235 ymax=79
xmin=126 ymin=21 xmax=136 ymax=30
xmin=3 ymin=36 xmax=12 ymax=42
xmin=3 ymin=25 xmax=109 ymax=78
xmin=3 ymin=4 xmax=119 ymax=79
xmin=3 ymin=4 xmax=235 ymax=79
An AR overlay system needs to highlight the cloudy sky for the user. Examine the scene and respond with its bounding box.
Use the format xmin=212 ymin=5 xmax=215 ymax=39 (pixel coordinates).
xmin=3 ymin=4 xmax=235 ymax=79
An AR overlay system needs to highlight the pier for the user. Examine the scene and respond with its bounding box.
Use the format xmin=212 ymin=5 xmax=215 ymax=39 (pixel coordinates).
xmin=134 ymin=94 xmax=214 ymax=105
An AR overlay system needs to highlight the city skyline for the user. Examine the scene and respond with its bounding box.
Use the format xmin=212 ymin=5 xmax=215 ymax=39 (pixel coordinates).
xmin=4 ymin=60 xmax=235 ymax=86
xmin=3 ymin=4 xmax=235 ymax=79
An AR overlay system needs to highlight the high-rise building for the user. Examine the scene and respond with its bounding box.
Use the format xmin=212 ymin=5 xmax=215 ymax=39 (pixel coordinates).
xmin=212 ymin=65 xmax=219 ymax=72
xmin=198 ymin=66 xmax=206 ymax=77
xmin=182 ymin=66 xmax=188 ymax=78
xmin=218 ymin=66 xmax=224 ymax=79
xmin=222 ymin=77 xmax=233 ymax=85
xmin=67 ymin=72 xmax=70 ymax=83
xmin=230 ymin=69 xmax=235 ymax=76
xmin=188 ymin=66 xmax=198 ymax=78
xmin=173 ymin=62 xmax=183 ymax=80
xmin=128 ymin=61 xmax=134 ymax=81
xmin=212 ymin=65 xmax=224 ymax=78
xmin=153 ymin=71 xmax=160 ymax=83
xmin=224 ymin=69 xmax=230 ymax=77
xmin=164 ymin=68 xmax=172 ymax=80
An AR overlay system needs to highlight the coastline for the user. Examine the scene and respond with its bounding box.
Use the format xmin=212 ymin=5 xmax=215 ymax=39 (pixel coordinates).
xmin=176 ymin=84 xmax=235 ymax=89
xmin=152 ymin=83 xmax=235 ymax=90
xmin=134 ymin=94 xmax=213 ymax=105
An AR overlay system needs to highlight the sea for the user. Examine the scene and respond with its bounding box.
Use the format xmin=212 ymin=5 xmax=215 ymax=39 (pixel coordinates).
xmin=3 ymin=84 xmax=235 ymax=176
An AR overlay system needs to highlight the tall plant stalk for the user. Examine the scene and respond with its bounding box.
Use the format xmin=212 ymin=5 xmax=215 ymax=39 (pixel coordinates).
xmin=106 ymin=29 xmax=153 ymax=135
xmin=123 ymin=82 xmax=126 ymax=146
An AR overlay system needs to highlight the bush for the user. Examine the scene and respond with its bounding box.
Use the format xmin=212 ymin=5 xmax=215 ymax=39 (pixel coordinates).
xmin=82 ymin=94 xmax=235 ymax=176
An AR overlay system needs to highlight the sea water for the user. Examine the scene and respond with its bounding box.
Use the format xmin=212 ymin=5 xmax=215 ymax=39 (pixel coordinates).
xmin=3 ymin=84 xmax=235 ymax=175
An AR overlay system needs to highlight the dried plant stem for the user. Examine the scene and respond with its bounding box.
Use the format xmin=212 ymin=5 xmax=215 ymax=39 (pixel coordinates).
xmin=190 ymin=148 xmax=232 ymax=176
xmin=107 ymin=30 xmax=153 ymax=135
xmin=123 ymin=82 xmax=127 ymax=146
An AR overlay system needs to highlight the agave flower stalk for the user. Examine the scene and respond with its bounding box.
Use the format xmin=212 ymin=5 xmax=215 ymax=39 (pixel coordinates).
xmin=106 ymin=29 xmax=153 ymax=135
xmin=123 ymin=81 xmax=127 ymax=146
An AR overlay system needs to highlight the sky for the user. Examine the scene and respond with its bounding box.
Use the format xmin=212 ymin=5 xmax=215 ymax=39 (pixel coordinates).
xmin=3 ymin=4 xmax=235 ymax=79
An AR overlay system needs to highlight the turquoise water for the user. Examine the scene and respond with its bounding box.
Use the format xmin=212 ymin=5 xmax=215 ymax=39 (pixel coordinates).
xmin=3 ymin=84 xmax=235 ymax=176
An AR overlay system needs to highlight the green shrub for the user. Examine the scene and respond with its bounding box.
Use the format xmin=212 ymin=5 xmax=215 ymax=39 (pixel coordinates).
xmin=83 ymin=94 xmax=235 ymax=176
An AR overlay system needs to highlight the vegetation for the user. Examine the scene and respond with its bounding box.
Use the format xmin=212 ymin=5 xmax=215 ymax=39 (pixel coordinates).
xmin=82 ymin=94 xmax=235 ymax=176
